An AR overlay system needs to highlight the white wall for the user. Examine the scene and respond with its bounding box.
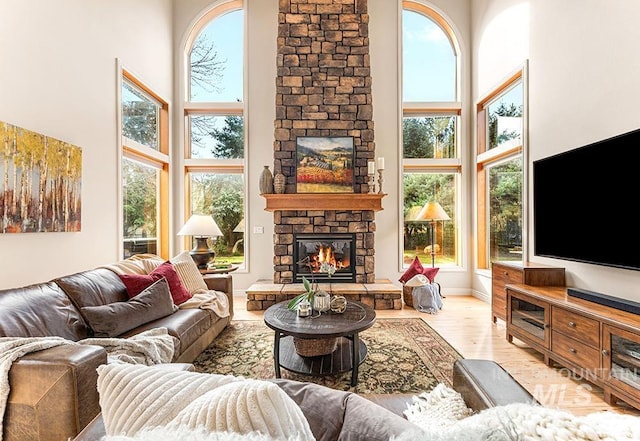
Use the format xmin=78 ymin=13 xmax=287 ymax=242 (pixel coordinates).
xmin=473 ymin=0 xmax=640 ymax=303
xmin=0 ymin=0 xmax=173 ymax=289
xmin=528 ymin=0 xmax=640 ymax=302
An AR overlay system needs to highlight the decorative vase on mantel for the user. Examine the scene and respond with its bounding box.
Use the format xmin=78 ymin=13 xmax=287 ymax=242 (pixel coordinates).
xmin=259 ymin=165 xmax=274 ymax=194
xmin=273 ymin=171 xmax=286 ymax=194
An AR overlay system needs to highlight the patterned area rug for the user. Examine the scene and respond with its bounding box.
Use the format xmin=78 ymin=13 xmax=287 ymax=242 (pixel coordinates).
xmin=193 ymin=318 xmax=462 ymax=394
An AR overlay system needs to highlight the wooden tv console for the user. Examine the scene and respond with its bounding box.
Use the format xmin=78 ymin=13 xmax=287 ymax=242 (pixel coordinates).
xmin=506 ymin=283 xmax=640 ymax=410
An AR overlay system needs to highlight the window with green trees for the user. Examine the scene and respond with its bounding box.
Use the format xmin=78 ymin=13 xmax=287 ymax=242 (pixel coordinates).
xmin=477 ymin=71 xmax=525 ymax=268
xmin=184 ymin=2 xmax=245 ymax=267
xmin=120 ymin=69 xmax=169 ymax=259
xmin=402 ymin=1 xmax=461 ymax=268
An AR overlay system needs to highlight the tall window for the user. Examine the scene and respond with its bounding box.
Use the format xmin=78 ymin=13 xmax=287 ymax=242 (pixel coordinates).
xmin=184 ymin=1 xmax=245 ymax=267
xmin=476 ymin=69 xmax=526 ymax=268
xmin=401 ymin=1 xmax=461 ymax=268
xmin=120 ymin=70 xmax=169 ymax=259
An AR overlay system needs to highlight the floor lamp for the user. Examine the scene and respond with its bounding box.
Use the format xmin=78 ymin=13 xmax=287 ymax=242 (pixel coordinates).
xmin=416 ymin=201 xmax=450 ymax=268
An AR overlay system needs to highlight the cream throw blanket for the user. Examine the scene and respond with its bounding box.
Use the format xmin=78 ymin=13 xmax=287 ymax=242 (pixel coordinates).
xmin=394 ymin=384 xmax=640 ymax=441
xmin=0 ymin=329 xmax=175 ymax=441
xmin=97 ymin=364 xmax=315 ymax=440
xmin=79 ymin=327 xmax=175 ymax=365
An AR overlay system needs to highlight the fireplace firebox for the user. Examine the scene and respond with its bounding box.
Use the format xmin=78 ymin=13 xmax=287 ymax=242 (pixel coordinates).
xmin=293 ymin=233 xmax=356 ymax=283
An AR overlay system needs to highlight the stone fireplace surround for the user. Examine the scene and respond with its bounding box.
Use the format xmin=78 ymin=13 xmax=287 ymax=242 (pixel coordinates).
xmin=271 ymin=0 xmax=378 ymax=285
xmin=250 ymin=0 xmax=403 ymax=311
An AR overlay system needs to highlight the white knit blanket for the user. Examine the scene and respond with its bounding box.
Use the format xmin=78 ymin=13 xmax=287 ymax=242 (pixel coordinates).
xmin=180 ymin=289 xmax=230 ymax=318
xmin=394 ymin=384 xmax=640 ymax=441
xmin=78 ymin=327 xmax=176 ymax=365
xmin=0 ymin=328 xmax=175 ymax=441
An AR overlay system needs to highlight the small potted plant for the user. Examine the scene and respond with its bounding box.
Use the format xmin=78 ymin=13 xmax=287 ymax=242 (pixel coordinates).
xmin=287 ymin=275 xmax=315 ymax=311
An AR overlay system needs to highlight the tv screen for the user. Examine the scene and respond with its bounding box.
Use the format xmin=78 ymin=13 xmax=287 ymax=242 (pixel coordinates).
xmin=533 ymin=128 xmax=640 ymax=271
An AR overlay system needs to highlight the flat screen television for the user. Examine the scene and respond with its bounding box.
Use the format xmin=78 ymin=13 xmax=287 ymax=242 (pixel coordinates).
xmin=533 ymin=127 xmax=640 ymax=271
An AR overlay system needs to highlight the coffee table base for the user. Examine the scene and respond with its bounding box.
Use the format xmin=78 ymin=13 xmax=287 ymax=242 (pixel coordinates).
xmin=277 ymin=335 xmax=367 ymax=386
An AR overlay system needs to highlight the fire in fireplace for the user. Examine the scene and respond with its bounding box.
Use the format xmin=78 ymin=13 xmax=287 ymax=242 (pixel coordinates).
xmin=293 ymin=233 xmax=356 ymax=283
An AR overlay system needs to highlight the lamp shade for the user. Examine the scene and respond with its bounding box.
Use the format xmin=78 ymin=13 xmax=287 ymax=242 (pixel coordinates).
xmin=415 ymin=202 xmax=450 ymax=222
xmin=177 ymin=214 xmax=223 ymax=237
xmin=233 ymin=217 xmax=245 ymax=233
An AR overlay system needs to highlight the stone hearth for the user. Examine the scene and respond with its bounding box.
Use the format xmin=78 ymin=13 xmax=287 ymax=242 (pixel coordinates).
xmin=246 ymin=279 xmax=402 ymax=311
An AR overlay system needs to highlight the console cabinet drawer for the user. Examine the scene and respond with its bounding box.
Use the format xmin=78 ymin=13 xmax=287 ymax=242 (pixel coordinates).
xmin=552 ymin=307 xmax=600 ymax=348
xmin=551 ymin=330 xmax=600 ymax=371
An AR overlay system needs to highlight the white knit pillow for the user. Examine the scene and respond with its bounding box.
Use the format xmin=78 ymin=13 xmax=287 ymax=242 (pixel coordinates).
xmin=168 ymin=380 xmax=314 ymax=439
xmin=97 ymin=364 xmax=314 ymax=440
xmin=170 ymin=251 xmax=208 ymax=293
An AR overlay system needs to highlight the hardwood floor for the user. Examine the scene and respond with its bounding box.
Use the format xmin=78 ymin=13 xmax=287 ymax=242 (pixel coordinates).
xmin=233 ymin=293 xmax=640 ymax=417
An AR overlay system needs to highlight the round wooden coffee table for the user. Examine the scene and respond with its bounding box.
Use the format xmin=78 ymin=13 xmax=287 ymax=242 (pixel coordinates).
xmin=263 ymin=300 xmax=376 ymax=387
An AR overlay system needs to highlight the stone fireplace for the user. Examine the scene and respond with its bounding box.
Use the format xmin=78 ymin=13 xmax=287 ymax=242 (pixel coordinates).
xmin=271 ymin=0 xmax=377 ymax=284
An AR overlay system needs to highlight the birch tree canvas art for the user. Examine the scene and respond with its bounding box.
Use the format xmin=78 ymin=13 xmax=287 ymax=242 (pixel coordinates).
xmin=0 ymin=121 xmax=82 ymax=233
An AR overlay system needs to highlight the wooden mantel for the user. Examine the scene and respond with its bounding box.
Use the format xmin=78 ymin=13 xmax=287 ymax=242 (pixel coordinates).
xmin=262 ymin=193 xmax=386 ymax=212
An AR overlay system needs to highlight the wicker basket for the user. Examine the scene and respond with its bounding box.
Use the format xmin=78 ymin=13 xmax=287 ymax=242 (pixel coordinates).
xmin=293 ymin=337 xmax=338 ymax=357
xmin=402 ymin=284 xmax=414 ymax=307
xmin=403 ymin=282 xmax=441 ymax=308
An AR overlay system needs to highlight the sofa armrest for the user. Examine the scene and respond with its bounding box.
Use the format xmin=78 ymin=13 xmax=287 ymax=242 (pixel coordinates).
xmin=203 ymin=274 xmax=234 ymax=319
xmin=4 ymin=344 xmax=107 ymax=441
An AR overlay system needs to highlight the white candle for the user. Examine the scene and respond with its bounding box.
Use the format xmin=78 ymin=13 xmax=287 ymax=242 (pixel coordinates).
xmin=368 ymin=160 xmax=375 ymax=175
xmin=377 ymin=157 xmax=385 ymax=170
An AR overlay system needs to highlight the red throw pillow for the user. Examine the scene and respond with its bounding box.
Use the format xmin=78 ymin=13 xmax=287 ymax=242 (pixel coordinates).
xmin=399 ymin=256 xmax=424 ymax=283
xmin=422 ymin=267 xmax=439 ymax=283
xmin=119 ymin=261 xmax=192 ymax=305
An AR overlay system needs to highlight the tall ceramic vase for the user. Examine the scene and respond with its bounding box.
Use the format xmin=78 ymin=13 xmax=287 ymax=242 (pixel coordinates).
xmin=259 ymin=165 xmax=274 ymax=194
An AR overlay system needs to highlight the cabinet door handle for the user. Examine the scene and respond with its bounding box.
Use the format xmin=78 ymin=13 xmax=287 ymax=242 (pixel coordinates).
xmin=570 ymin=348 xmax=577 ymax=353
xmin=602 ymin=349 xmax=609 ymax=357
xmin=568 ymin=321 xmax=576 ymax=328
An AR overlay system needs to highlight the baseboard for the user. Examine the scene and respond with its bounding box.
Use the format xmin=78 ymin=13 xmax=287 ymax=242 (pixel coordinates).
xmin=471 ymin=290 xmax=490 ymax=304
xmin=568 ymin=288 xmax=640 ymax=315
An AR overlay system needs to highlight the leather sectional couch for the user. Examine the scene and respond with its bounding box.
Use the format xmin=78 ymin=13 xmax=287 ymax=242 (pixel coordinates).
xmin=0 ymin=265 xmax=233 ymax=441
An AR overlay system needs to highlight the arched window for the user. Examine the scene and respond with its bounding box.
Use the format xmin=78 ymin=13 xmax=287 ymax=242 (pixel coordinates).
xmin=183 ymin=1 xmax=245 ymax=268
xmin=401 ymin=1 xmax=461 ymax=270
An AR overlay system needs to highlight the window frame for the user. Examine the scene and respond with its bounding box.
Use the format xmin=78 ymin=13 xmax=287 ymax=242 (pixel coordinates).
xmin=476 ymin=63 xmax=528 ymax=270
xmin=118 ymin=64 xmax=170 ymax=260
xmin=182 ymin=0 xmax=247 ymax=268
xmin=400 ymin=1 xmax=463 ymax=270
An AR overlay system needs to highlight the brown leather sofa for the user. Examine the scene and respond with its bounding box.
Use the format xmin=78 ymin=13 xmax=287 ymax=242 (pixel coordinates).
xmin=0 ymin=266 xmax=233 ymax=441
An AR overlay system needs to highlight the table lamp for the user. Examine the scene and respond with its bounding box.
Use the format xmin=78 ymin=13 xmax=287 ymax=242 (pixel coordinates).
xmin=177 ymin=214 xmax=223 ymax=269
xmin=415 ymin=201 xmax=450 ymax=267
